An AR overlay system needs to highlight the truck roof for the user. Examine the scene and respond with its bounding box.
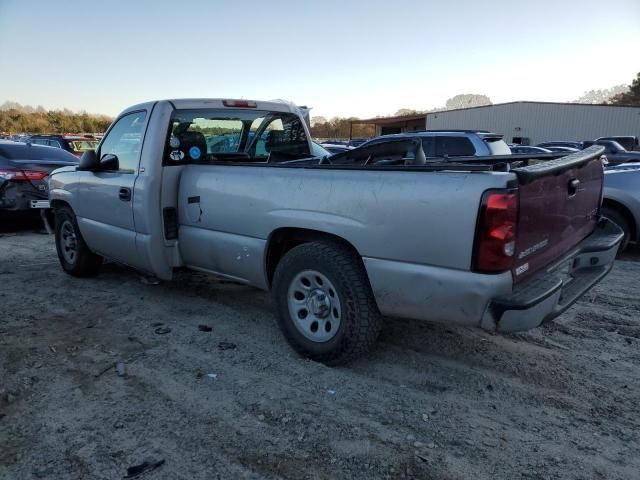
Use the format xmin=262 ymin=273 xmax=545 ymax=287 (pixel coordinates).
xmin=120 ymin=99 xmax=302 ymax=117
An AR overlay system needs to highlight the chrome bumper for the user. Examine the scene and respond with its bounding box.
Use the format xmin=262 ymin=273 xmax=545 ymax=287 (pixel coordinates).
xmin=481 ymin=217 xmax=624 ymax=333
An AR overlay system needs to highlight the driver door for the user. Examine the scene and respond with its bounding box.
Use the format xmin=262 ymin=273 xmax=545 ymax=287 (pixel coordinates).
xmin=75 ymin=110 xmax=148 ymax=268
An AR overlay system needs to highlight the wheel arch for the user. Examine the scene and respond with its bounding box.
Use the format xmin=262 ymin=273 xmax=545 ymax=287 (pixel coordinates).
xmin=264 ymin=227 xmax=364 ymax=288
xmin=602 ymin=198 xmax=637 ymax=242
xmin=50 ymin=199 xmax=72 ymax=212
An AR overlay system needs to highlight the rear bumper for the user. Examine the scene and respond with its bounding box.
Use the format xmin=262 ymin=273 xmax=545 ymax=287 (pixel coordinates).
xmin=0 ymin=181 xmax=49 ymax=211
xmin=480 ymin=217 xmax=623 ymax=332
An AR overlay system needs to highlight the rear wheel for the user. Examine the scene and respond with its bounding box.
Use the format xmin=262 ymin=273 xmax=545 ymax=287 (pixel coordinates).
xmin=271 ymin=241 xmax=382 ymax=365
xmin=602 ymin=207 xmax=631 ymax=253
xmin=54 ymin=206 xmax=102 ymax=277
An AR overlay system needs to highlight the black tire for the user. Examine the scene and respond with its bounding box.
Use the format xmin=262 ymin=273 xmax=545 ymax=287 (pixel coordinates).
xmin=271 ymin=241 xmax=383 ymax=365
xmin=602 ymin=207 xmax=631 ymax=253
xmin=54 ymin=206 xmax=102 ymax=277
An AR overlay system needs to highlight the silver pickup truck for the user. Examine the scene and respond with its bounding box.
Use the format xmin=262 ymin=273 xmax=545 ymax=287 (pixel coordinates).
xmin=48 ymin=99 xmax=623 ymax=365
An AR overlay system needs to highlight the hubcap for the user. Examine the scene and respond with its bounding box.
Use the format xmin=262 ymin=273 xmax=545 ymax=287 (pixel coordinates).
xmin=60 ymin=220 xmax=78 ymax=264
xmin=287 ymin=270 xmax=342 ymax=342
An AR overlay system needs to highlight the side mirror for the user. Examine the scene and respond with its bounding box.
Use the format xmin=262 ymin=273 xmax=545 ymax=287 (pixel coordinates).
xmin=100 ymin=154 xmax=119 ymax=171
xmin=78 ymin=150 xmax=99 ymax=171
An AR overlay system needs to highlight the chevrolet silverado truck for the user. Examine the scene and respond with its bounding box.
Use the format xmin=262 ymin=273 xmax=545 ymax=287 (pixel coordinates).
xmin=48 ymin=99 xmax=623 ymax=365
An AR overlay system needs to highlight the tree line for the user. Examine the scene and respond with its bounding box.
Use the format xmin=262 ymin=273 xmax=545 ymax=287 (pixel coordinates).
xmin=2 ymin=73 xmax=638 ymax=138
xmin=0 ymin=102 xmax=113 ymax=134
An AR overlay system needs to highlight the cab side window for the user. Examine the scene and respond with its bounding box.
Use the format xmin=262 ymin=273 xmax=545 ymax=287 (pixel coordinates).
xmin=99 ymin=111 xmax=147 ymax=172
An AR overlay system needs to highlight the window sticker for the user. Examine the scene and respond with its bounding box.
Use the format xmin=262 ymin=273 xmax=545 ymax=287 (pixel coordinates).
xmin=169 ymin=150 xmax=184 ymax=161
xmin=169 ymin=136 xmax=180 ymax=148
xmin=189 ymin=146 xmax=201 ymax=160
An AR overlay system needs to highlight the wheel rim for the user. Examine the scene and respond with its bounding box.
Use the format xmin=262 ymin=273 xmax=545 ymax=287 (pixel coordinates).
xmin=60 ymin=220 xmax=78 ymax=264
xmin=287 ymin=270 xmax=342 ymax=342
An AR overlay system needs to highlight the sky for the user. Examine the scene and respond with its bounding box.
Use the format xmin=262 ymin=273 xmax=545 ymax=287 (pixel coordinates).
xmin=0 ymin=0 xmax=638 ymax=119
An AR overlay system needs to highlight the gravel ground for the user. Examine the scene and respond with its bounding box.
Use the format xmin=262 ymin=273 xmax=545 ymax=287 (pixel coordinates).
xmin=1 ymin=219 xmax=639 ymax=480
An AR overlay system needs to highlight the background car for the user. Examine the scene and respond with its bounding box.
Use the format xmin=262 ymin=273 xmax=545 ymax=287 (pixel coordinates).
xmin=536 ymin=141 xmax=584 ymax=150
xmin=320 ymin=143 xmax=353 ymax=154
xmin=311 ymin=142 xmax=331 ymax=157
xmin=596 ymin=136 xmax=639 ymax=152
xmin=361 ymin=130 xmax=512 ymax=158
xmin=510 ymin=145 xmax=552 ymax=154
xmin=0 ymin=141 xmax=78 ymax=212
xmin=582 ymin=140 xmax=640 ymax=165
xmin=347 ymin=138 xmax=369 ymax=148
xmin=543 ymin=146 xmax=580 ymax=153
xmin=26 ymin=134 xmax=99 ymax=157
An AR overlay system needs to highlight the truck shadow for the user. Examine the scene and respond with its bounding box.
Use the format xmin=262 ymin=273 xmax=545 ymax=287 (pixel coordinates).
xmin=0 ymin=211 xmax=47 ymax=234
xmin=93 ymin=252 xmax=630 ymax=399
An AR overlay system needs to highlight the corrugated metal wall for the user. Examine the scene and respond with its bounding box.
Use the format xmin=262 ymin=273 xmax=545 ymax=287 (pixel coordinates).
xmin=425 ymin=102 xmax=640 ymax=144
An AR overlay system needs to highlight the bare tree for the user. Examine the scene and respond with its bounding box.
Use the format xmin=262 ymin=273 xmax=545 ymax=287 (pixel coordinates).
xmin=394 ymin=108 xmax=419 ymax=116
xmin=609 ymin=73 xmax=640 ymax=106
xmin=572 ymin=85 xmax=628 ymax=104
xmin=444 ymin=94 xmax=492 ymax=110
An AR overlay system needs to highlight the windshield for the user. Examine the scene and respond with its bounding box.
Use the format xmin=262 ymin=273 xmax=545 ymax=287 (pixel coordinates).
xmin=311 ymin=142 xmax=330 ymax=157
xmin=599 ymin=140 xmax=626 ymax=152
xmin=484 ymin=138 xmax=512 ymax=155
xmin=165 ymin=109 xmax=310 ymax=164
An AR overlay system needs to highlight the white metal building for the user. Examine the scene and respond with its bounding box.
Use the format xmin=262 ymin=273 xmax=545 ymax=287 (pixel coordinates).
xmin=425 ymin=101 xmax=640 ymax=145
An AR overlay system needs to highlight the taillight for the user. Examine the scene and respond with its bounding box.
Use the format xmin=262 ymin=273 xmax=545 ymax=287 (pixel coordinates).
xmin=0 ymin=169 xmax=48 ymax=181
xmin=473 ymin=189 xmax=518 ymax=272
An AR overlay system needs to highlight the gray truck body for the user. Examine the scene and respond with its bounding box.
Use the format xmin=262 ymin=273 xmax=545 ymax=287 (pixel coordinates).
xmin=49 ymin=99 xmax=622 ymax=336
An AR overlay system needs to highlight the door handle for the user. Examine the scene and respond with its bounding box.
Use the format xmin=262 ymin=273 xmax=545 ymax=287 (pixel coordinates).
xmin=119 ymin=187 xmax=132 ymax=201
xmin=568 ymin=179 xmax=580 ymax=196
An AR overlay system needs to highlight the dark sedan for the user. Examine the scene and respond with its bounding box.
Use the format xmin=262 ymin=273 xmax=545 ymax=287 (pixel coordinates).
xmin=0 ymin=141 xmax=78 ymax=212
xmin=510 ymin=145 xmax=552 ymax=155
xmin=26 ymin=135 xmax=99 ymax=157
xmin=320 ymin=143 xmax=353 ymax=154
xmin=536 ymin=141 xmax=584 ymax=150
xmin=544 ymin=146 xmax=580 ymax=153
xmin=583 ymin=140 xmax=640 ymax=166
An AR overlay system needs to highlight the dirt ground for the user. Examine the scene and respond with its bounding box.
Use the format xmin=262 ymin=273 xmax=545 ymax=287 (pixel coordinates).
xmin=1 ymin=217 xmax=639 ymax=480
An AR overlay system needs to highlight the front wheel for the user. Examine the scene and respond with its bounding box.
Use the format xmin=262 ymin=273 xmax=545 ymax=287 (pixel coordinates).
xmin=54 ymin=206 xmax=102 ymax=277
xmin=271 ymin=241 xmax=382 ymax=365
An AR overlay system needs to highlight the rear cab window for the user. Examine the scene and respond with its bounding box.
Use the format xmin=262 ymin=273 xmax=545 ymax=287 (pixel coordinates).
xmin=164 ymin=109 xmax=310 ymax=164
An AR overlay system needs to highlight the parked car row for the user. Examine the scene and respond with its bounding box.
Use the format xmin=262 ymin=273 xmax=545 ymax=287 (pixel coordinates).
xmin=535 ymin=136 xmax=639 ymax=152
xmin=323 ymin=131 xmax=639 ymax=253
xmin=0 ymin=133 xmax=101 ymax=157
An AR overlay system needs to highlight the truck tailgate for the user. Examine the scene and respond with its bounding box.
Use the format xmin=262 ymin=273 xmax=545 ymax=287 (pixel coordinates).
xmin=511 ymin=146 xmax=605 ymax=282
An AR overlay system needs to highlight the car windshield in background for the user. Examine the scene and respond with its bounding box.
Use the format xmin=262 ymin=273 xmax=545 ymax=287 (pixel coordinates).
xmin=0 ymin=143 xmax=79 ymax=162
xmin=311 ymin=142 xmax=331 ymax=157
xmin=165 ymin=109 xmax=310 ymax=163
xmin=67 ymin=140 xmax=98 ymax=152
xmin=606 ymin=141 xmax=626 ymax=152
